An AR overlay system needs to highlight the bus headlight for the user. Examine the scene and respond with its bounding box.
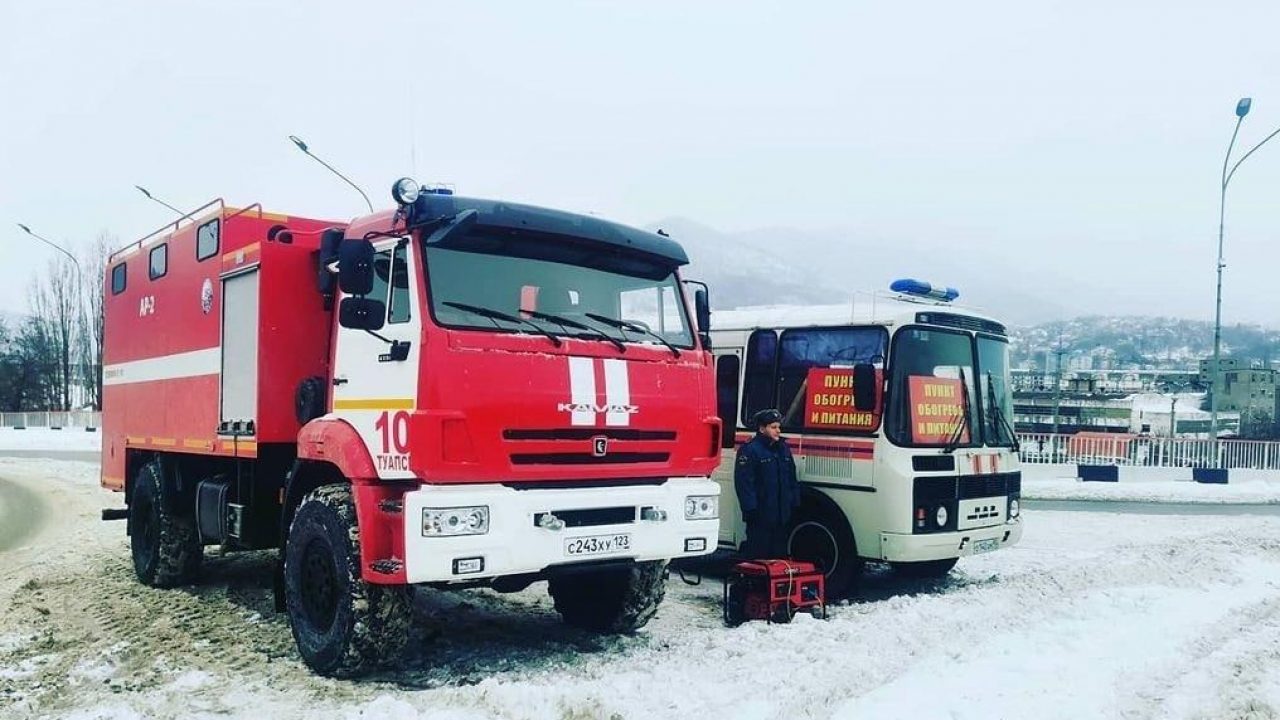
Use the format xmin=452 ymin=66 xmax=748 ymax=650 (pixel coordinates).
xmin=935 ymin=505 xmax=949 ymax=528
xmin=422 ymin=506 xmax=489 ymax=536
xmin=1008 ymin=498 xmax=1020 ymax=519
xmin=685 ymin=495 xmax=719 ymax=520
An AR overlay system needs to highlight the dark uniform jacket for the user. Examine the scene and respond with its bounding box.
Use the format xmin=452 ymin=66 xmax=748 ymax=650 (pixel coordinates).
xmin=734 ymin=433 xmax=801 ymax=527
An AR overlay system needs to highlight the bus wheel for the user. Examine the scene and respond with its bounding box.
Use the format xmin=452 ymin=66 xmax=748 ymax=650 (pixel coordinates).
xmin=891 ymin=558 xmax=958 ymax=578
xmin=788 ymin=506 xmax=860 ymax=599
xmin=284 ymin=484 xmax=411 ymax=676
xmin=129 ymin=460 xmax=202 ymax=588
xmin=548 ymin=560 xmax=667 ymax=633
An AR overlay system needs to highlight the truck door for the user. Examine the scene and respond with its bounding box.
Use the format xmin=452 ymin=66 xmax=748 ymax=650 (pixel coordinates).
xmin=330 ymin=238 xmax=422 ymax=479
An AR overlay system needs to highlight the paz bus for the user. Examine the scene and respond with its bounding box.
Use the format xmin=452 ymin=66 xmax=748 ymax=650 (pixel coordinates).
xmin=709 ymin=280 xmax=1023 ymax=596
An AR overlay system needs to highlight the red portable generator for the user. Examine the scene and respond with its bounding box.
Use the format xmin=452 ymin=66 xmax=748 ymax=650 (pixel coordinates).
xmin=723 ymin=559 xmax=827 ymax=625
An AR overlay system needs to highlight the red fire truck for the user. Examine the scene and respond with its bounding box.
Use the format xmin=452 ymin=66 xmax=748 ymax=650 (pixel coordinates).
xmin=100 ymin=179 xmax=722 ymax=675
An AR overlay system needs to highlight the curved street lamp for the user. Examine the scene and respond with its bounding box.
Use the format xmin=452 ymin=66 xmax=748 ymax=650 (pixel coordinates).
xmin=1211 ymin=98 xmax=1280 ymax=436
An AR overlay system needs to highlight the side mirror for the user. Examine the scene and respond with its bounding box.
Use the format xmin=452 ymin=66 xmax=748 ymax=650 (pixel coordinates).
xmin=853 ymin=363 xmax=877 ymax=412
xmin=338 ymin=239 xmax=375 ymax=296
xmin=317 ymin=229 xmax=345 ymax=300
xmin=694 ymin=288 xmax=712 ymax=350
xmin=694 ymin=288 xmax=711 ymax=333
xmin=338 ymin=297 xmax=386 ymax=331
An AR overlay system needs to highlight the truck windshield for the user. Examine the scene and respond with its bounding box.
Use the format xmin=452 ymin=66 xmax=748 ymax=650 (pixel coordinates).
xmin=886 ymin=327 xmax=979 ymax=449
xmin=977 ymin=335 xmax=1017 ymax=448
xmin=423 ymin=243 xmax=695 ymax=349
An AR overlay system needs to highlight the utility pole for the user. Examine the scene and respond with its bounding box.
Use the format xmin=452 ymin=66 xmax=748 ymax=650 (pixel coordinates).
xmin=1052 ymin=328 xmax=1066 ymax=436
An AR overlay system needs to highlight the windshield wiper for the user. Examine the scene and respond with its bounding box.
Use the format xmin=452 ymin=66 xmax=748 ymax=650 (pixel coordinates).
xmin=942 ymin=368 xmax=971 ymax=454
xmin=584 ymin=313 xmax=680 ymax=357
xmin=986 ymin=371 xmax=1021 ymax=452
xmin=525 ymin=310 xmax=626 ymax=353
xmin=442 ymin=301 xmax=563 ymax=347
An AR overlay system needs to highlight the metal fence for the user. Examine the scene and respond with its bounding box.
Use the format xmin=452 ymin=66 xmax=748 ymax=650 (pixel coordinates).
xmin=1018 ymin=433 xmax=1280 ymax=471
xmin=0 ymin=411 xmax=101 ymax=429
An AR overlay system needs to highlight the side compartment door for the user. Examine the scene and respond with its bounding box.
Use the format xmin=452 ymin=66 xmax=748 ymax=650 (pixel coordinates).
xmin=330 ymin=239 xmax=422 ymax=479
xmin=221 ymin=269 xmax=259 ymax=430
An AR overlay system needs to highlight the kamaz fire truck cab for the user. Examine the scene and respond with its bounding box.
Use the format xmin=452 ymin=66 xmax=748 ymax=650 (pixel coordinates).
xmin=101 ymin=179 xmax=721 ymax=675
xmin=709 ymin=280 xmax=1023 ymax=597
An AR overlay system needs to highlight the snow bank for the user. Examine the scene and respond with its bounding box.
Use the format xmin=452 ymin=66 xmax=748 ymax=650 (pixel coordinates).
xmin=0 ymin=427 xmax=101 ymax=453
xmin=1022 ymin=464 xmax=1280 ymax=504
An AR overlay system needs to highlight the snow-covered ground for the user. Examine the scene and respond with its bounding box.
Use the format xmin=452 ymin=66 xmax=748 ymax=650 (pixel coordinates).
xmin=1023 ymin=464 xmax=1280 ymax=504
xmin=3 ymin=455 xmax=1280 ymax=719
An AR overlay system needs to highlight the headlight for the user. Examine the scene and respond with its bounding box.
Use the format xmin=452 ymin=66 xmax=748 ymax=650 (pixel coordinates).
xmin=1009 ymin=498 xmax=1020 ymax=518
xmin=935 ymin=505 xmax=949 ymax=528
xmin=392 ymin=177 xmax=421 ymax=205
xmin=684 ymin=495 xmax=719 ymax=520
xmin=422 ymin=506 xmax=489 ymax=537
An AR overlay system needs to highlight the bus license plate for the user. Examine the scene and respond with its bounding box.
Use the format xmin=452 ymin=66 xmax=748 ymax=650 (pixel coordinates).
xmin=972 ymin=538 xmax=999 ymax=554
xmin=565 ymin=533 xmax=632 ymax=557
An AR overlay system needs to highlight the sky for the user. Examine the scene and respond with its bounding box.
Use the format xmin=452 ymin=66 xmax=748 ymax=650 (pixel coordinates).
xmin=2 ymin=0 xmax=1280 ymax=325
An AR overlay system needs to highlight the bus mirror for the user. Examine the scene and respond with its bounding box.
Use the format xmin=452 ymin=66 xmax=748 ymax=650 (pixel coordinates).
xmin=853 ymin=363 xmax=877 ymax=411
xmin=338 ymin=296 xmax=386 ymax=331
xmin=338 ymin=239 xmax=375 ymax=296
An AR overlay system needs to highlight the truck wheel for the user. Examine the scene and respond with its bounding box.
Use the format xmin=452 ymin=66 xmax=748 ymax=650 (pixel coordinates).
xmin=891 ymin=558 xmax=958 ymax=578
xmin=129 ymin=460 xmax=202 ymax=587
xmin=548 ymin=561 xmax=667 ymax=633
xmin=787 ymin=504 xmax=861 ymax=600
xmin=284 ymin=484 xmax=411 ymax=676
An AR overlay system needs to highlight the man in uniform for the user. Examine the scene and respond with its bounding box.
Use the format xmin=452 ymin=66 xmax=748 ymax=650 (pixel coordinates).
xmin=734 ymin=408 xmax=800 ymax=559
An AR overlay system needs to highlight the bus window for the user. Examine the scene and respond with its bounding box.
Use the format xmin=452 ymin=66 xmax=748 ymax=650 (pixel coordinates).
xmin=716 ymin=354 xmax=741 ymax=448
xmin=777 ymin=327 xmax=887 ymax=434
xmin=741 ymin=330 xmax=778 ymax=427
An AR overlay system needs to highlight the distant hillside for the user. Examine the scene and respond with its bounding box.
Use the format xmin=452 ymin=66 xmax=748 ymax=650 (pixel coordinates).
xmin=1010 ymin=316 xmax=1280 ymax=371
xmin=648 ymin=217 xmax=1070 ymax=325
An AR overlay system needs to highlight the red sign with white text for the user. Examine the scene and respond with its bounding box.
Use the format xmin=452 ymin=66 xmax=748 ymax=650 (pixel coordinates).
xmin=908 ymin=376 xmax=968 ymax=444
xmin=803 ymin=367 xmax=881 ymax=430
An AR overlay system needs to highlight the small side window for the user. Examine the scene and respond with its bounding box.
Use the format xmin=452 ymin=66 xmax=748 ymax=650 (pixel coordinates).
xmin=149 ymin=243 xmax=168 ymax=280
xmin=111 ymin=263 xmax=127 ymax=295
xmin=388 ymin=243 xmax=411 ymax=324
xmin=196 ymin=219 xmax=220 ymax=261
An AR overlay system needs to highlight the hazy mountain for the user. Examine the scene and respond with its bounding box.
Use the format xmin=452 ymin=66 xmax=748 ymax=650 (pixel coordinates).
xmin=649 ymin=217 xmax=1071 ymax=325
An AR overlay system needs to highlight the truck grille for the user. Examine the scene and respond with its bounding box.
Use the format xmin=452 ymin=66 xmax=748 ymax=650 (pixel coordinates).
xmin=533 ymin=507 xmax=636 ymax=528
xmin=504 ymin=429 xmax=676 ymax=441
xmin=510 ymin=452 xmax=670 ymax=465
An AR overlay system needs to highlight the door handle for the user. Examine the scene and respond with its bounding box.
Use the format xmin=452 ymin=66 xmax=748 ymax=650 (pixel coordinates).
xmin=332 ymin=377 xmax=349 ymax=386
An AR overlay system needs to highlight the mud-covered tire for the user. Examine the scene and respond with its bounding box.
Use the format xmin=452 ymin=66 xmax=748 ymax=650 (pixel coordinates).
xmin=548 ymin=560 xmax=667 ymax=633
xmin=129 ymin=460 xmax=202 ymax=588
xmin=284 ymin=484 xmax=411 ymax=676
xmin=891 ymin=557 xmax=958 ymax=578
xmin=787 ymin=502 xmax=861 ymax=600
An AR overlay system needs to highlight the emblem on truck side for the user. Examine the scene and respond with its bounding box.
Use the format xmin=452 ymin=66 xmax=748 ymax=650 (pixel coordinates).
xmin=559 ymin=357 xmax=638 ymax=427
xmin=201 ymin=278 xmax=214 ymax=314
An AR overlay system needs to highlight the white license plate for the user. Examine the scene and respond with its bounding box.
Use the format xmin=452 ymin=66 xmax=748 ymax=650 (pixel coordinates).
xmin=565 ymin=533 xmax=632 ymax=557
xmin=972 ymin=538 xmax=1000 ymax=554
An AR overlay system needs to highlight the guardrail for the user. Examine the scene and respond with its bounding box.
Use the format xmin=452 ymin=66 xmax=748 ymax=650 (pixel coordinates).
xmin=1017 ymin=433 xmax=1280 ymax=470
xmin=0 ymin=411 xmax=101 ymax=430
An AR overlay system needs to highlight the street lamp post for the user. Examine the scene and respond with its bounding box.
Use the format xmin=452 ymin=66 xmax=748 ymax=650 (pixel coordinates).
xmin=1212 ymin=97 xmax=1280 ymax=437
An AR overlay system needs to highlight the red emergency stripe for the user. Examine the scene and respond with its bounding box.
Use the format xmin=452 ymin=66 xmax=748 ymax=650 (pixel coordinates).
xmin=732 ymin=432 xmax=875 ymax=460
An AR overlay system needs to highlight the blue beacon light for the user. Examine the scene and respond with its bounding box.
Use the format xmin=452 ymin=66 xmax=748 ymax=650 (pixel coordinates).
xmin=890 ymin=278 xmax=960 ymax=302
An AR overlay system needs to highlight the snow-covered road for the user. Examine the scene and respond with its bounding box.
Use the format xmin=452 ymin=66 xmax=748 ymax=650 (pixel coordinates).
xmin=2 ymin=456 xmax=1280 ymax=720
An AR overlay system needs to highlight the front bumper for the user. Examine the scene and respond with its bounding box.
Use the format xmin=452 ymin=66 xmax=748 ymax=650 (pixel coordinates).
xmin=880 ymin=517 xmax=1023 ymax=563
xmin=401 ymin=477 xmax=719 ymax=583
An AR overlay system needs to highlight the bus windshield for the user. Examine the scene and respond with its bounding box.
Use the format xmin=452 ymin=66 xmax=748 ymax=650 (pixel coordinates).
xmin=977 ymin=335 xmax=1017 ymax=448
xmin=423 ymin=240 xmax=694 ymax=349
xmin=887 ymin=327 xmax=979 ymax=449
